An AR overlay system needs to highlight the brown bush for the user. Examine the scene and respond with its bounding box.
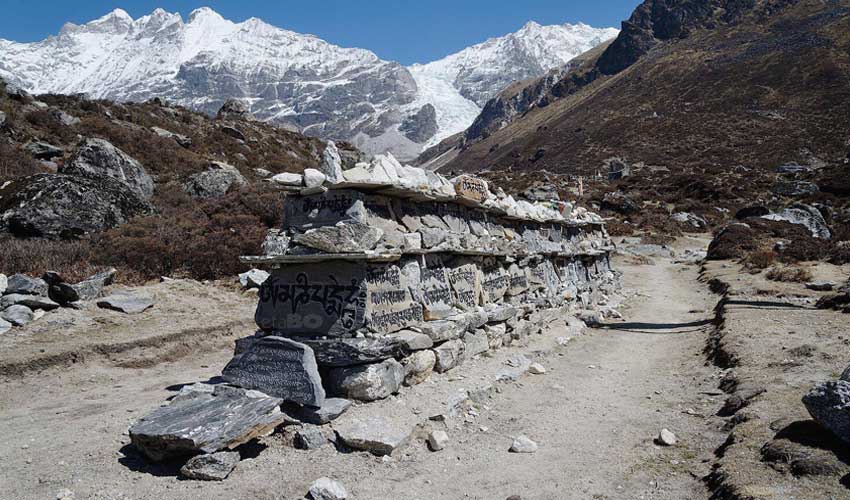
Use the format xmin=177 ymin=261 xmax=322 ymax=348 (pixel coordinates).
xmin=766 ymin=266 xmax=813 ymax=283
xmin=742 ymin=248 xmax=777 ymax=270
xmin=0 ymin=237 xmax=100 ymax=282
xmin=0 ymin=142 xmax=40 ymax=180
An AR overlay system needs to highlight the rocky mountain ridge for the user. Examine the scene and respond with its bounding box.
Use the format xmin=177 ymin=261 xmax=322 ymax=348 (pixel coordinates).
xmin=0 ymin=8 xmax=617 ymax=160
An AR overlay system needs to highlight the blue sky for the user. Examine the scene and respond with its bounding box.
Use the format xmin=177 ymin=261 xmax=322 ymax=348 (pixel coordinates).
xmin=0 ymin=0 xmax=637 ymax=64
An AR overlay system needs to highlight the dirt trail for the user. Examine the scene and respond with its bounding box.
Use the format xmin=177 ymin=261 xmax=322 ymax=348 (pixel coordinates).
xmin=0 ymin=256 xmax=727 ymax=500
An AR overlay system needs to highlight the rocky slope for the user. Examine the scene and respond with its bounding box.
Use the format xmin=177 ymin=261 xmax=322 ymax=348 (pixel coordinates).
xmin=426 ymin=0 xmax=850 ymax=174
xmin=0 ymin=8 xmax=617 ymax=160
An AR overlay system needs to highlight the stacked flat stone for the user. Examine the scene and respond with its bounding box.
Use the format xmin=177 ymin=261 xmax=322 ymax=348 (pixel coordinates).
xmin=241 ymin=157 xmax=618 ymax=401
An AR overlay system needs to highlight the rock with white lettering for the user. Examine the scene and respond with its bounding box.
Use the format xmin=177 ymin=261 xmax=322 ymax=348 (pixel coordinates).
xmin=402 ymin=349 xmax=436 ymax=386
xmin=179 ymin=451 xmax=240 ymax=481
xmin=453 ymin=175 xmax=489 ymax=203
xmin=255 ymin=262 xmax=367 ymax=337
xmin=129 ymin=385 xmax=285 ymax=461
xmin=326 ymin=358 xmax=404 ymax=402
xmin=333 ymin=415 xmax=411 ymax=456
xmin=433 ymin=339 xmax=465 ymax=373
xmin=222 ymin=336 xmax=325 ymax=407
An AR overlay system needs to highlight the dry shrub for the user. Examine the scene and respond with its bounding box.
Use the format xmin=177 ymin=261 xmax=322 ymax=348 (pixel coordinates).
xmin=766 ymin=266 xmax=813 ymax=283
xmin=91 ymin=184 xmax=282 ymax=281
xmin=708 ymin=223 xmax=760 ymax=260
xmin=0 ymin=237 xmax=101 ymax=282
xmin=829 ymin=241 xmax=850 ymax=265
xmin=742 ymin=248 xmax=777 ymax=270
xmin=641 ymin=233 xmax=675 ymax=246
xmin=0 ymin=142 xmax=40 ymax=179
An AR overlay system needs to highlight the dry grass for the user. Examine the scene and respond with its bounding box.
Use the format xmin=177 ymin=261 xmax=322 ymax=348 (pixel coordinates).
xmin=766 ymin=266 xmax=814 ymax=283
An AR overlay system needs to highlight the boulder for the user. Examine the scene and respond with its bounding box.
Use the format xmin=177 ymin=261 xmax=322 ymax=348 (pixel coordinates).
xmin=294 ymin=426 xmax=328 ymax=450
xmin=773 ymin=180 xmax=819 ymax=197
xmin=806 ymin=281 xmax=837 ymax=292
xmin=217 ymin=99 xmax=254 ymax=121
xmin=96 ymin=292 xmax=154 ymax=314
xmin=386 ymin=330 xmax=433 ymax=351
xmin=601 ymin=192 xmax=639 ymax=214
xmin=326 ymin=359 xmax=404 ymax=402
xmin=0 ymin=174 xmax=152 ymax=239
xmin=219 ymin=125 xmax=246 ymax=141
xmin=428 ymin=430 xmax=450 ymax=451
xmin=462 ymin=330 xmax=489 ymax=357
xmin=179 ymin=451 xmax=240 ymax=481
xmin=238 ymin=269 xmax=269 ymax=289
xmin=418 ymin=318 xmax=468 ymax=343
xmin=762 ymin=204 xmax=831 ymax=239
xmin=129 ymin=384 xmax=285 ymax=461
xmin=0 ymin=293 xmax=59 ymax=311
xmin=283 ymin=398 xmax=352 ymax=425
xmin=319 ymin=141 xmax=344 ymax=184
xmin=303 ymin=168 xmax=326 ymax=188
xmin=308 ymin=477 xmax=348 ymax=500
xmin=222 ymin=336 xmax=325 ymax=407
xmin=183 ymin=162 xmax=246 ymax=198
xmin=5 ymin=274 xmax=48 ymax=296
xmin=71 ymin=269 xmax=117 ymax=301
xmin=402 ymin=349 xmax=436 ymax=386
xmin=509 ymin=435 xmax=538 ymax=453
xmin=433 ymin=339 xmax=465 ymax=373
xmin=672 ymin=212 xmax=708 ymax=230
xmin=0 ymin=318 xmax=12 ymax=335
xmin=776 ymin=164 xmax=812 ymax=175
xmin=270 ymin=172 xmax=303 ymax=186
xmin=803 ymin=380 xmax=850 ymax=445
xmin=151 ymin=126 xmax=192 ymax=148
xmin=63 ymin=138 xmax=154 ymax=200
xmin=1 ymin=304 xmax=34 ymax=326
xmin=24 ymin=141 xmax=64 ymax=160
xmin=293 ymin=222 xmax=383 ymax=253
xmin=333 ymin=416 xmax=411 ymax=456
xmin=262 ymin=229 xmax=290 ymax=256
xmin=4 ymin=82 xmax=31 ymax=101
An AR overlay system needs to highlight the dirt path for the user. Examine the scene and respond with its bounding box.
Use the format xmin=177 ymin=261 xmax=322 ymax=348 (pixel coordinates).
xmin=0 ymin=257 xmax=727 ymax=500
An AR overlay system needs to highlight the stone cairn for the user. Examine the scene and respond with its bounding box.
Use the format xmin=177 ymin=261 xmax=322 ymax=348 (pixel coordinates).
xmin=128 ymin=150 xmax=619 ymax=478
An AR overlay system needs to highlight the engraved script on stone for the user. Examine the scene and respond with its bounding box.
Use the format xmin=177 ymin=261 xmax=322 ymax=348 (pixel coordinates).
xmin=418 ymin=255 xmax=454 ymax=320
xmin=365 ymin=263 xmax=423 ymax=334
xmin=447 ymin=262 xmax=481 ymax=309
xmin=453 ymin=175 xmax=489 ymax=203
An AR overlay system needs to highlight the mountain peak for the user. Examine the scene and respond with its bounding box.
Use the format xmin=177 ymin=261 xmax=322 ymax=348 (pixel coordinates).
xmin=188 ymin=7 xmax=224 ymax=23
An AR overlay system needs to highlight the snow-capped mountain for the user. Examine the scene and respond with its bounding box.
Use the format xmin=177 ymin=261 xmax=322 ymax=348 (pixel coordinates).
xmin=0 ymin=8 xmax=617 ymax=159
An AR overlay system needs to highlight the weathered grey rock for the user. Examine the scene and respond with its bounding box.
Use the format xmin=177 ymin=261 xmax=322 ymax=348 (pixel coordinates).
xmin=270 ymin=172 xmax=303 ymax=186
xmin=293 ymin=336 xmax=407 ymax=367
xmin=0 ymin=293 xmax=59 ymax=311
xmin=219 ymin=125 xmax=246 ymax=141
xmin=0 ymin=173 xmax=152 ymax=238
xmin=509 ymin=435 xmax=538 ymax=453
xmin=179 ymin=451 xmax=240 ymax=481
xmin=283 ymin=398 xmax=352 ymax=425
xmin=427 ymin=430 xmax=449 ymax=451
xmin=308 ymin=477 xmax=348 ymax=500
xmin=462 ymin=330 xmax=489 ymax=358
xmin=803 ymin=380 xmax=850 ymax=445
xmin=387 ymin=330 xmax=433 ymax=351
xmin=773 ymin=180 xmax=819 ymax=197
xmin=399 ymin=103 xmax=438 ymax=143
xmin=151 ymin=126 xmax=192 ymax=148
xmin=0 ymin=318 xmax=12 ymax=334
xmin=222 ymin=336 xmax=325 ymax=407
xmin=763 ymin=204 xmax=831 ymax=239
xmin=217 ymin=99 xmax=254 ymax=121
xmin=63 ymin=138 xmax=154 ymax=200
xmin=419 ymin=319 xmax=467 ymax=343
xmin=294 ymin=223 xmax=383 ymax=253
xmin=71 ymin=269 xmax=116 ymax=301
xmin=528 ymin=363 xmax=546 ymax=375
xmin=5 ymin=274 xmax=48 ymax=296
xmin=97 ymin=292 xmax=154 ymax=314
xmin=326 ymin=358 xmax=404 ymax=402
xmin=3 ymin=304 xmax=35 ymax=326
xmin=402 ymin=349 xmax=436 ymax=386
xmin=606 ymin=157 xmax=631 ymax=180
xmin=238 ymin=269 xmax=269 ymax=289
xmin=672 ymin=212 xmax=708 ymax=230
xmin=486 ymin=304 xmax=518 ymax=323
xmin=303 ymin=168 xmax=326 ymax=188
xmin=294 ymin=426 xmax=328 ymax=450
xmin=497 ymin=353 xmax=532 ymax=381
xmin=130 ymin=385 xmax=285 ymax=461
xmin=184 ymin=162 xmax=246 ymax=198
xmin=656 ymin=429 xmax=677 ymax=446
xmin=333 ymin=416 xmax=410 ymax=456
xmin=48 ymin=108 xmax=80 ymax=127
xmin=319 ymin=142 xmax=344 ymax=184
xmin=776 ymin=164 xmax=812 ymax=175
xmin=24 ymin=141 xmax=64 ymax=160
xmin=806 ymin=281 xmax=837 ymax=292
xmin=0 ymin=274 xmax=6 ymax=295
xmin=433 ymin=339 xmax=465 ymax=373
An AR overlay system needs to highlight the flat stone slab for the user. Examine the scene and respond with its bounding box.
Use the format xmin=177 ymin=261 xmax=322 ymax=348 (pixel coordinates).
xmin=333 ymin=415 xmax=411 ymax=456
xmin=283 ymin=398 xmax=352 ymax=425
xmin=179 ymin=450 xmax=240 ymax=481
xmin=97 ymin=292 xmax=154 ymax=314
xmin=293 ymin=336 xmax=408 ymax=367
xmin=0 ymin=293 xmax=60 ymax=310
xmin=129 ymin=385 xmax=285 ymax=461
xmin=222 ymin=336 xmax=326 ymax=407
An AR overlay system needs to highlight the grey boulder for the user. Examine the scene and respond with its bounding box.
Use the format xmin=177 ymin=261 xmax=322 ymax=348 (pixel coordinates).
xmin=0 ymin=318 xmax=12 ymax=334
xmin=308 ymin=477 xmax=348 ymax=500
xmin=1 ymin=305 xmax=34 ymax=326
xmin=5 ymin=274 xmax=48 ymax=296
xmin=293 ymin=222 xmax=383 ymax=253
xmin=802 ymin=380 xmax=850 ymax=445
xmin=183 ymin=161 xmax=246 ymax=198
xmin=762 ymin=204 xmax=831 ymax=239
xmin=294 ymin=426 xmax=328 ymax=450
xmin=333 ymin=416 xmax=411 ymax=456
xmin=97 ymin=292 xmax=154 ymax=314
xmin=433 ymin=339 xmax=465 ymax=373
xmin=326 ymin=358 xmax=404 ymax=402
xmin=0 ymin=293 xmax=59 ymax=311
xmin=319 ymin=141 xmax=344 ymax=184
xmin=72 ymin=269 xmax=117 ymax=301
xmin=179 ymin=450 xmax=240 ymax=481
xmin=283 ymin=398 xmax=352 ymax=425
xmin=63 ymin=138 xmax=154 ymax=200
xmin=24 ymin=141 xmax=64 ymax=160
xmin=0 ymin=273 xmax=6 ymax=295
xmin=238 ymin=269 xmax=269 ymax=289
